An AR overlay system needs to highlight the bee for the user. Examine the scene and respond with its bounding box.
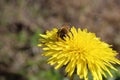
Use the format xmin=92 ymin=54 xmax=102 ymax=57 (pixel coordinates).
xmin=57 ymin=25 xmax=70 ymax=40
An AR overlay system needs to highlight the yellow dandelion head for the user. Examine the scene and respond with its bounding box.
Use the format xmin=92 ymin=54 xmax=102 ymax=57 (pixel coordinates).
xmin=38 ymin=26 xmax=120 ymax=80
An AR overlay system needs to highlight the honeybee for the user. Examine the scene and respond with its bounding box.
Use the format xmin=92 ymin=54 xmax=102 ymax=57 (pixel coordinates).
xmin=57 ymin=25 xmax=70 ymax=40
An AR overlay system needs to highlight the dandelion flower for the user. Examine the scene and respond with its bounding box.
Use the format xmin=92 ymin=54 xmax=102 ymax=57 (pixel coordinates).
xmin=38 ymin=26 xmax=120 ymax=80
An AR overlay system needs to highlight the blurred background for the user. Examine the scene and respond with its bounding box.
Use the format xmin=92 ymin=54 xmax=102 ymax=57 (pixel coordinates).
xmin=0 ymin=0 xmax=120 ymax=80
